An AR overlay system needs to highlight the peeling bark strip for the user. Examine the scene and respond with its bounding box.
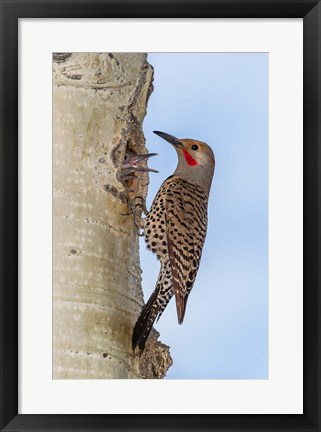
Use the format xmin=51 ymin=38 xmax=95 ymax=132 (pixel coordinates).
xmin=53 ymin=53 xmax=172 ymax=379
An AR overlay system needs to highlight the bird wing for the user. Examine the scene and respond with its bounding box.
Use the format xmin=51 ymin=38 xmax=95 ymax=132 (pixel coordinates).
xmin=164 ymin=177 xmax=208 ymax=324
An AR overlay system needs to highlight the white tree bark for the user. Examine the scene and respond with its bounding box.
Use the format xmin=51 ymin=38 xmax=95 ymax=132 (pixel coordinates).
xmin=53 ymin=53 xmax=172 ymax=379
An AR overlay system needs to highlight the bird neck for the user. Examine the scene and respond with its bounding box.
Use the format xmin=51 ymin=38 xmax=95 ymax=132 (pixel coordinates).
xmin=173 ymin=163 xmax=214 ymax=192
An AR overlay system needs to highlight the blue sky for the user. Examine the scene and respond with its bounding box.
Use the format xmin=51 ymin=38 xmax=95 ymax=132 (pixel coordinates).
xmin=140 ymin=53 xmax=268 ymax=379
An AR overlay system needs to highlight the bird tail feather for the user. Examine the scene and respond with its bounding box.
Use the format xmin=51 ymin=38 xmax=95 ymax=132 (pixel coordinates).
xmin=132 ymin=288 xmax=160 ymax=352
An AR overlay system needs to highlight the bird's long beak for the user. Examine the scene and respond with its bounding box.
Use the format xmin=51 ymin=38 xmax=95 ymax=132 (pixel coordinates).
xmin=153 ymin=131 xmax=183 ymax=149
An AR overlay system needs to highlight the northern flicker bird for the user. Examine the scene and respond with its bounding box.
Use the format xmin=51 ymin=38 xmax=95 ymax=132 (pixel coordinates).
xmin=132 ymin=131 xmax=215 ymax=351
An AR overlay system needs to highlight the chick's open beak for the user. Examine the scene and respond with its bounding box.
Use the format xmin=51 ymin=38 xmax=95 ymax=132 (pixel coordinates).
xmin=121 ymin=152 xmax=158 ymax=173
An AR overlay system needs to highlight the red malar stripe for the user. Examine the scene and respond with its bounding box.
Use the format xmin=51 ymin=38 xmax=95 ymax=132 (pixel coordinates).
xmin=183 ymin=149 xmax=198 ymax=166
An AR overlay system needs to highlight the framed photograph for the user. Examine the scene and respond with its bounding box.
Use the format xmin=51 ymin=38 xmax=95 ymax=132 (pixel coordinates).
xmin=1 ymin=1 xmax=320 ymax=431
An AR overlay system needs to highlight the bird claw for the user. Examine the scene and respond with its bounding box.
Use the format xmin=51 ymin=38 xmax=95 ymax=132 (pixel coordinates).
xmin=128 ymin=200 xmax=145 ymax=232
xmin=134 ymin=196 xmax=149 ymax=216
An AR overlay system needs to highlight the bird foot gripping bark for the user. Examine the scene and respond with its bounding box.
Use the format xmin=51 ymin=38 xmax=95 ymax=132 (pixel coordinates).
xmin=119 ymin=151 xmax=158 ymax=233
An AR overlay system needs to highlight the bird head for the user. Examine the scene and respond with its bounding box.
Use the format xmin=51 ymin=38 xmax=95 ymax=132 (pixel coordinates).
xmin=153 ymin=131 xmax=215 ymax=190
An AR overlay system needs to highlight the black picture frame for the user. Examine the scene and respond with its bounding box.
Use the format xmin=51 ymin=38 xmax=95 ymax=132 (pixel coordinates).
xmin=1 ymin=1 xmax=320 ymax=431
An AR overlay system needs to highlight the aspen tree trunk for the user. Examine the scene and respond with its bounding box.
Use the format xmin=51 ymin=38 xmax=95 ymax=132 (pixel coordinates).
xmin=53 ymin=53 xmax=172 ymax=379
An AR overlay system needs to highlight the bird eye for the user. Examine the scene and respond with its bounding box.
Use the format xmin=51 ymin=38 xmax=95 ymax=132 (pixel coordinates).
xmin=191 ymin=144 xmax=198 ymax=151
